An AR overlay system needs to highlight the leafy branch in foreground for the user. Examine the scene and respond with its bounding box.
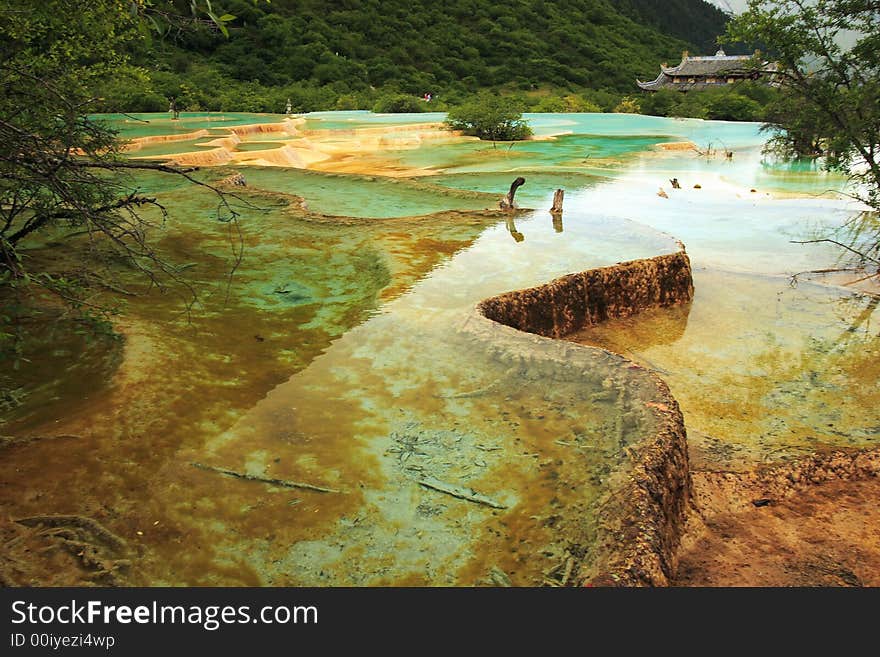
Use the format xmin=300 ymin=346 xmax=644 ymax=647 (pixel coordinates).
xmin=0 ymin=0 xmax=251 ymax=349
xmin=138 ymin=0 xmax=255 ymax=39
xmin=725 ymin=0 xmax=880 ymax=278
xmin=726 ymin=0 xmax=880 ymax=211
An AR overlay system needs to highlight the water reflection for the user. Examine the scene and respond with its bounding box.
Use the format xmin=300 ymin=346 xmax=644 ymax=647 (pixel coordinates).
xmin=4 ymin=111 xmax=876 ymax=586
xmin=830 ymin=210 xmax=880 ymax=269
xmin=181 ymin=207 xmax=677 ymax=585
xmin=505 ymin=216 xmax=525 ymax=242
xmin=505 ymin=213 xmax=568 ymax=242
xmin=570 ymin=269 xmax=879 ymax=470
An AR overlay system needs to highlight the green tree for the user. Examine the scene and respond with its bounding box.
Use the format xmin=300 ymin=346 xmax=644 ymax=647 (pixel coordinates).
xmin=562 ymin=95 xmax=602 ymax=113
xmin=726 ymin=0 xmax=880 ymax=212
xmin=639 ymin=89 xmax=680 ymax=117
xmin=0 ymin=0 xmax=241 ymax=352
xmin=725 ymin=0 xmax=880 ymax=280
xmin=531 ymin=94 xmax=601 ymax=113
xmin=1 ymin=1 xmax=141 ymax=281
xmin=445 ymin=94 xmax=532 ymax=141
xmin=613 ymin=96 xmax=641 ymax=114
xmin=705 ymin=91 xmax=762 ymax=122
xmin=372 ymin=94 xmax=425 ymax=113
xmin=533 ymin=96 xmax=567 ymax=113
xmin=113 ymin=0 xmax=731 ymax=108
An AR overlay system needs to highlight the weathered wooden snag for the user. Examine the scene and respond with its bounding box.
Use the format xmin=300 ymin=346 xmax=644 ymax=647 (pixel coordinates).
xmin=550 ymin=188 xmax=564 ymax=214
xmin=499 ymin=176 xmax=526 ymax=210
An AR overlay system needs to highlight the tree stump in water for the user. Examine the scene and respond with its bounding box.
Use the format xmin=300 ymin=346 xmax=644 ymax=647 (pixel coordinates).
xmin=499 ymin=176 xmax=526 ymax=210
xmin=550 ymin=188 xmax=564 ymax=232
xmin=550 ymin=188 xmax=564 ymax=213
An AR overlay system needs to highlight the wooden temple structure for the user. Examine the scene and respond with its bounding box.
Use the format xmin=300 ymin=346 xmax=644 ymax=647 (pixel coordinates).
xmin=637 ymin=49 xmax=775 ymax=92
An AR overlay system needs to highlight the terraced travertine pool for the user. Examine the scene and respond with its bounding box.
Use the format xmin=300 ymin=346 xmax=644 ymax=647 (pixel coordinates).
xmin=0 ymin=111 xmax=875 ymax=586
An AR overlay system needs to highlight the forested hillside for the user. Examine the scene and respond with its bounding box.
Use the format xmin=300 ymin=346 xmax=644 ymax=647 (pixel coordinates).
xmin=608 ymin=0 xmax=734 ymax=54
xmin=101 ymin=0 xmax=730 ymax=113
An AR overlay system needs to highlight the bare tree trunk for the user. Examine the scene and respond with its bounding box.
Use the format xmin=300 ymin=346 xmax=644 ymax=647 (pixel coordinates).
xmin=550 ymin=188 xmax=564 ymax=213
xmin=499 ymin=177 xmax=526 ymax=210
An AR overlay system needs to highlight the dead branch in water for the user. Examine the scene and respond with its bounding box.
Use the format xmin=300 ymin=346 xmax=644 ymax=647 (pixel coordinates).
xmin=418 ymin=476 xmax=507 ymax=508
xmin=15 ymin=515 xmax=126 ymax=550
xmin=191 ymin=462 xmax=341 ymax=493
xmin=8 ymin=515 xmax=132 ymax=585
xmin=788 ymin=265 xmax=880 ymax=299
xmin=121 ymin=113 xmax=149 ymax=123
xmin=790 ymin=238 xmax=880 ymax=266
xmin=499 ymin=177 xmax=526 ymax=211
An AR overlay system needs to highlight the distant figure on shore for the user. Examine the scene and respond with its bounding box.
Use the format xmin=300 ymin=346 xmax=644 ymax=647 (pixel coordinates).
xmin=168 ymin=97 xmax=180 ymax=120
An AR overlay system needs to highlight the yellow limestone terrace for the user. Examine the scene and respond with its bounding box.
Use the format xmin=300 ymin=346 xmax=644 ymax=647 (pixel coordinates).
xmin=478 ymin=250 xmax=694 ymax=339
xmin=471 ymin=247 xmax=694 ymax=586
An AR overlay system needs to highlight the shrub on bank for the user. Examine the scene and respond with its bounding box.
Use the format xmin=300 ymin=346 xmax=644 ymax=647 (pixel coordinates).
xmin=372 ymin=94 xmax=426 ymax=113
xmin=445 ymin=94 xmax=532 ymax=141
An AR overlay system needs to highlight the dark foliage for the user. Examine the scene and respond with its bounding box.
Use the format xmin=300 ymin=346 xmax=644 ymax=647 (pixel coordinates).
xmin=105 ymin=0 xmax=731 ymax=112
xmin=445 ymin=94 xmax=532 ymax=140
xmin=609 ymin=0 xmax=739 ymax=54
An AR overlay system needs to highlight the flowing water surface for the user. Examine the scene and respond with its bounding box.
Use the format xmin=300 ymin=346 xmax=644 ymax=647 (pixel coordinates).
xmin=1 ymin=111 xmax=874 ymax=585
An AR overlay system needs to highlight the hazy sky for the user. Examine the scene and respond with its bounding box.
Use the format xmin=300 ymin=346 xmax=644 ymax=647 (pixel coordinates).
xmin=706 ymin=0 xmax=748 ymax=13
xmin=705 ymin=0 xmax=860 ymax=50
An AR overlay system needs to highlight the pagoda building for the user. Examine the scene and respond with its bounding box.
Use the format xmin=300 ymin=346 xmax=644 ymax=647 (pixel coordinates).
xmin=637 ymin=49 xmax=774 ymax=92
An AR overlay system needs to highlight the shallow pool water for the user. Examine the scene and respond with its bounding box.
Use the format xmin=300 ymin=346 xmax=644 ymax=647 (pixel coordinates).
xmin=125 ymin=138 xmax=218 ymax=158
xmin=571 ymin=268 xmax=880 ymax=469
xmin=234 ymin=141 xmax=286 ymax=152
xmin=96 ymin=112 xmax=285 ymax=138
xmin=237 ymin=167 xmax=497 ymax=218
xmin=1 ymin=111 xmax=874 ymax=585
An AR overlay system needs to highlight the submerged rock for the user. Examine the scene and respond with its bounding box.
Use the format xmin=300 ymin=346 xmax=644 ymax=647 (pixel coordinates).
xmin=219 ymin=172 xmax=247 ymax=187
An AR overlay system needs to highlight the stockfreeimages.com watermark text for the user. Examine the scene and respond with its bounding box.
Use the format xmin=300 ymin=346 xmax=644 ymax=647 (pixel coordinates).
xmin=11 ymin=599 xmax=317 ymax=632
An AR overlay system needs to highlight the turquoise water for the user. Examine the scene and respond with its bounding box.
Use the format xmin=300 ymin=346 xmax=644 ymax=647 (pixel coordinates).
xmin=97 ymin=110 xmax=849 ymax=203
xmin=238 ymin=168 xmax=497 ymax=217
xmin=384 ymin=133 xmax=673 ymax=174
xmin=423 ymin=170 xmax=603 ymax=208
xmin=234 ymin=141 xmax=286 ymax=151
xmin=523 ymin=113 xmax=766 ymax=148
xmin=95 ymin=112 xmax=285 ymax=138
xmin=127 ymin=138 xmax=218 ymax=157
xmin=300 ymin=110 xmax=448 ymax=131
xmin=3 ymin=110 xmax=874 ymax=586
